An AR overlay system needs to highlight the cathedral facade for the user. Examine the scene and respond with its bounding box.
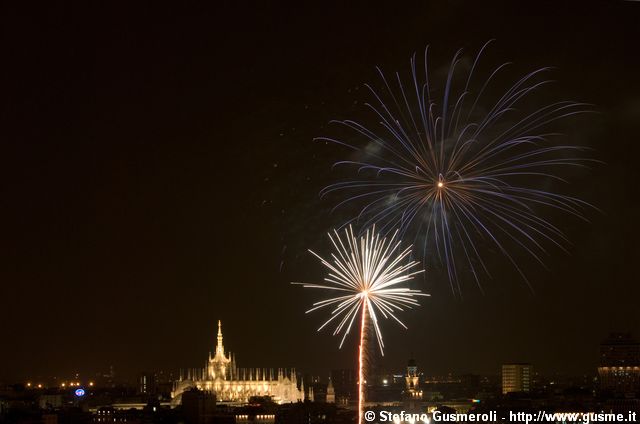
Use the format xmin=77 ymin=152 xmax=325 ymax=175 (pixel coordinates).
xmin=171 ymin=321 xmax=304 ymax=405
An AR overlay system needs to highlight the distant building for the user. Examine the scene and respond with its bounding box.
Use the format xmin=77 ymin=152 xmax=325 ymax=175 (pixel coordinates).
xmin=326 ymin=378 xmax=335 ymax=403
xmin=138 ymin=372 xmax=157 ymax=395
xmin=598 ymin=332 xmax=640 ymax=396
xmin=39 ymin=394 xmax=63 ymax=409
xmin=330 ymin=369 xmax=356 ymax=404
xmin=98 ymin=365 xmax=116 ymax=388
xmin=502 ymin=364 xmax=532 ymax=394
xmin=172 ymin=321 xmax=303 ymax=405
xmin=306 ymin=381 xmax=329 ymax=403
xmin=404 ymin=358 xmax=421 ymax=398
xmin=182 ymin=388 xmax=216 ymax=424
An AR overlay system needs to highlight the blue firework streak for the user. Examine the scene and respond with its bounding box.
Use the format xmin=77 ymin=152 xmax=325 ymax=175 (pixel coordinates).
xmin=318 ymin=42 xmax=597 ymax=294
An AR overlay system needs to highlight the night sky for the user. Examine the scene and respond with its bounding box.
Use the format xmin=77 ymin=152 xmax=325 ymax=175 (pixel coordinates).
xmin=2 ymin=1 xmax=639 ymax=383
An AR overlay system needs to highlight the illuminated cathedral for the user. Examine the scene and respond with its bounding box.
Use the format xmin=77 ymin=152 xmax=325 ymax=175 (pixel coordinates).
xmin=171 ymin=321 xmax=304 ymax=405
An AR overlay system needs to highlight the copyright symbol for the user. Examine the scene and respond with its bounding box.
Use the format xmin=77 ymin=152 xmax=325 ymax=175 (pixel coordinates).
xmin=364 ymin=410 xmax=376 ymax=422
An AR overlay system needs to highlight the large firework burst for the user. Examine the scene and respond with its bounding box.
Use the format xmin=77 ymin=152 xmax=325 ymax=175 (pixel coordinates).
xmin=318 ymin=42 xmax=596 ymax=293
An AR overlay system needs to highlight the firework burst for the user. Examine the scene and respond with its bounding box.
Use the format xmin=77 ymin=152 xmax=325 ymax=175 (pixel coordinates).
xmin=318 ymin=42 xmax=597 ymax=293
xmin=294 ymin=225 xmax=427 ymax=424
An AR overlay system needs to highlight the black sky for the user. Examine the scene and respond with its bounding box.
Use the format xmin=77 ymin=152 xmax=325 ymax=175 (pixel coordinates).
xmin=1 ymin=1 xmax=639 ymax=383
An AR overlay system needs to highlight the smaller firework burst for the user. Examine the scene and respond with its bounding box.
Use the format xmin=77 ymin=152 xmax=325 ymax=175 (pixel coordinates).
xmin=294 ymin=225 xmax=427 ymax=424
xmin=293 ymin=225 xmax=428 ymax=355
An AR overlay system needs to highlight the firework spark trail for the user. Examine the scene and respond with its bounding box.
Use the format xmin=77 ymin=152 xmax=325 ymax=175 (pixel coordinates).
xmin=293 ymin=225 xmax=427 ymax=424
xmin=358 ymin=299 xmax=367 ymax=424
xmin=317 ymin=41 xmax=598 ymax=294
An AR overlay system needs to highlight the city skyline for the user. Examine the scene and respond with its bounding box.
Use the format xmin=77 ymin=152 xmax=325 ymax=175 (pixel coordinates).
xmin=6 ymin=321 xmax=637 ymax=386
xmin=2 ymin=0 xmax=640 ymax=389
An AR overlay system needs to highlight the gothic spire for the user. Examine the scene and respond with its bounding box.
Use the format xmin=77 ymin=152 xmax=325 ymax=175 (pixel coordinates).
xmin=216 ymin=320 xmax=224 ymax=355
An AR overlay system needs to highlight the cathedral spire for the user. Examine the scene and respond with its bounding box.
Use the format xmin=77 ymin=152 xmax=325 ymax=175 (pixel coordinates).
xmin=216 ymin=320 xmax=224 ymax=355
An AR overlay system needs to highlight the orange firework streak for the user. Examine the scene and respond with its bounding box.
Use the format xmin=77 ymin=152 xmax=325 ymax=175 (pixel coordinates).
xmin=358 ymin=299 xmax=368 ymax=424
